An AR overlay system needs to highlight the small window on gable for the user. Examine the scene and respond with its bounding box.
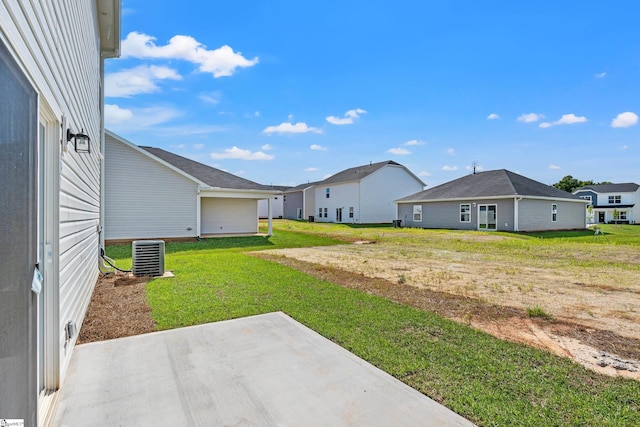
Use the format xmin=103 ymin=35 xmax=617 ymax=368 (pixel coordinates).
xmin=460 ymin=204 xmax=471 ymax=222
xmin=552 ymin=203 xmax=558 ymax=222
xmin=326 ymin=188 xmax=330 ymax=198
xmin=413 ymin=205 xmax=422 ymax=222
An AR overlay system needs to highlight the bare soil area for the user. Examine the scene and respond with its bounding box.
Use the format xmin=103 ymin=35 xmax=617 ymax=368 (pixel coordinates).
xmin=256 ymin=243 xmax=640 ymax=380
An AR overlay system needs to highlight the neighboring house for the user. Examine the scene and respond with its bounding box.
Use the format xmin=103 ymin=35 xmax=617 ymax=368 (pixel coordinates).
xmin=0 ymin=1 xmax=120 ymax=425
xmin=573 ymin=183 xmax=639 ymax=224
xmin=396 ymin=169 xmax=588 ymax=231
xmin=105 ymin=131 xmax=280 ymax=240
xmin=258 ymin=186 xmax=291 ymax=219
xmin=311 ymin=161 xmax=425 ymax=223
xmin=283 ymin=182 xmax=319 ymax=220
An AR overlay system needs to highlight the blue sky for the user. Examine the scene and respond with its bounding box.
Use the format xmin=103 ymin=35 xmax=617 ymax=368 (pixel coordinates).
xmin=105 ymin=1 xmax=640 ymax=188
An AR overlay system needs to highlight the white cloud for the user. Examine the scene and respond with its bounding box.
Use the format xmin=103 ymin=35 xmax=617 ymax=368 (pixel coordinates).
xmin=487 ymin=113 xmax=500 ymax=120
xmin=326 ymin=108 xmax=367 ymax=125
xmin=105 ymin=65 xmax=182 ymax=97
xmin=622 ymin=145 xmax=629 ymax=150
xmin=104 ymin=104 xmax=133 ymax=123
xmin=194 ymin=144 xmax=204 ymax=149
xmin=611 ymin=112 xmax=638 ymax=128
xmin=548 ymin=164 xmax=561 ymax=170
xmin=304 ymin=167 xmax=319 ymax=172
xmin=446 ymin=148 xmax=456 ymax=156
xmin=310 ymin=144 xmax=328 ymax=151
xmin=244 ymin=111 xmax=260 ymax=118
xmin=121 ymin=32 xmax=258 ymax=78
xmin=261 ymin=144 xmax=273 ymax=151
xmin=235 ymin=170 xmax=245 ymax=176
xmin=418 ymin=171 xmax=432 ymax=177
xmin=287 ymin=114 xmax=294 ymax=121
xmin=517 ymin=113 xmax=544 ymax=123
xmin=404 ymin=139 xmax=425 ymax=146
xmin=388 ymin=147 xmax=411 ymax=155
xmin=595 ymin=72 xmax=606 ymax=78
xmin=263 ymin=122 xmax=322 ymax=135
xmin=199 ymin=91 xmax=222 ymax=105
xmin=104 ymin=105 xmax=182 ymax=129
xmin=539 ymin=113 xmax=587 ymax=128
xmin=210 ymin=146 xmax=274 ymax=160
xmin=170 ymin=144 xmax=185 ymax=149
xmin=323 ymin=173 xmax=333 ymax=179
xmin=442 ymin=165 xmax=458 ymax=171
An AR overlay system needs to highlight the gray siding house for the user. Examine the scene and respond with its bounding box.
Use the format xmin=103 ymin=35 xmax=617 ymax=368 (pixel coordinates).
xmin=283 ymin=182 xmax=319 ymax=220
xmin=396 ymin=169 xmax=588 ymax=231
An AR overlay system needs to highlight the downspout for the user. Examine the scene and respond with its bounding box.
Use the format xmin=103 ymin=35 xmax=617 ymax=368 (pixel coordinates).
xmin=267 ymin=197 xmax=273 ymax=236
xmin=98 ymin=57 xmax=107 ymax=259
xmin=514 ymin=196 xmax=522 ymax=231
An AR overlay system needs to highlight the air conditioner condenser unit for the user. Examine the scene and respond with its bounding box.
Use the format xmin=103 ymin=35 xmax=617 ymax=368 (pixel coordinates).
xmin=132 ymin=240 xmax=165 ymax=277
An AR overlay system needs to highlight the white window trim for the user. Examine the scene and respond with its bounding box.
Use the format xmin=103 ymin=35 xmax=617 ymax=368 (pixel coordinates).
xmin=552 ymin=203 xmax=558 ymax=222
xmin=413 ymin=205 xmax=423 ymax=222
xmin=460 ymin=203 xmax=471 ymax=223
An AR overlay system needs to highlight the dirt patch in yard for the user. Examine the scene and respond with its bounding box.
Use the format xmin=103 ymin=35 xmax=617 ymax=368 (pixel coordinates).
xmin=254 ymin=247 xmax=640 ymax=380
xmin=77 ymin=273 xmax=155 ymax=344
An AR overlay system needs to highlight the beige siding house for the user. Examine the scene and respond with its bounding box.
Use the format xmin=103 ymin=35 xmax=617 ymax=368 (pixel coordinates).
xmin=105 ymin=131 xmax=280 ymax=240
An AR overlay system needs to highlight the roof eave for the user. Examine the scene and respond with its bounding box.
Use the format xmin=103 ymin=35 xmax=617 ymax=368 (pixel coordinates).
xmin=97 ymin=0 xmax=121 ymax=58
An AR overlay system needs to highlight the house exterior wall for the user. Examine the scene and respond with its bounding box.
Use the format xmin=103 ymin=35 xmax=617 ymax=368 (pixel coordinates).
xmin=283 ymin=191 xmax=303 ymax=219
xmin=0 ymin=0 xmax=110 ymax=423
xmin=574 ymin=188 xmax=637 ymax=224
xmin=573 ymin=189 xmax=598 ymax=206
xmin=518 ymin=199 xmax=586 ymax=231
xmin=104 ymin=135 xmax=199 ymax=239
xmin=258 ymin=195 xmax=283 ymax=219
xmin=201 ymin=198 xmax=258 ymax=234
xmin=304 ymin=187 xmax=316 ymax=220
xmin=399 ymin=199 xmax=515 ymax=230
xmin=315 ymin=181 xmax=360 ymax=223
xmin=360 ymin=165 xmax=425 ymax=223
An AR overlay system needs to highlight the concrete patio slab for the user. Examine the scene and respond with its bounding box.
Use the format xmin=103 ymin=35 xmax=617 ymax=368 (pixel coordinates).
xmin=52 ymin=312 xmax=474 ymax=426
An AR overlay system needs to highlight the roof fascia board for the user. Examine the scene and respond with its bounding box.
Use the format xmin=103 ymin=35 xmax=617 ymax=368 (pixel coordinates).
xmin=397 ymin=195 xmax=589 ymax=204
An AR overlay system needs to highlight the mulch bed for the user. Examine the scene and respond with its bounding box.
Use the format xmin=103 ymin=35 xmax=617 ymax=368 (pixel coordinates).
xmin=77 ymin=273 xmax=155 ymax=344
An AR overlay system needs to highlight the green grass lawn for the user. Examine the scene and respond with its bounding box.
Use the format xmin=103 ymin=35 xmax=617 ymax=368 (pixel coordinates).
xmin=105 ymin=225 xmax=640 ymax=426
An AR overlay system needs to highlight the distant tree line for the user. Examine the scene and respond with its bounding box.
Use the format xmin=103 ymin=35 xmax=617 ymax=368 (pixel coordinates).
xmin=552 ymin=175 xmax=613 ymax=193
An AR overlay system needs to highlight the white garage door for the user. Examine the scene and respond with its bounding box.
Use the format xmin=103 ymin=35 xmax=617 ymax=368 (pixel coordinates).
xmin=201 ymin=198 xmax=258 ymax=234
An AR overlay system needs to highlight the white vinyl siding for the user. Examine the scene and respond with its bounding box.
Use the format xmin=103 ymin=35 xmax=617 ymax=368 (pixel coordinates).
xmin=105 ymin=136 xmax=199 ymax=239
xmin=0 ymin=0 xmax=108 ymax=382
xmin=201 ymin=198 xmax=258 ymax=234
xmin=359 ymin=165 xmax=424 ymax=223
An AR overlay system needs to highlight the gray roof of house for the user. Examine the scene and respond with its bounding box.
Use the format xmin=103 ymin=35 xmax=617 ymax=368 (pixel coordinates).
xmin=321 ymin=160 xmax=424 ymax=185
xmin=284 ymin=182 xmax=320 ymax=193
xmin=397 ymin=169 xmax=584 ymax=202
xmin=574 ymin=183 xmax=639 ymax=193
xmin=140 ymin=147 xmax=273 ymax=191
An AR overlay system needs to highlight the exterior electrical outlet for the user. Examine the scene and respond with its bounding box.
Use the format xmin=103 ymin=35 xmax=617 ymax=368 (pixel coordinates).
xmin=132 ymin=240 xmax=165 ymax=277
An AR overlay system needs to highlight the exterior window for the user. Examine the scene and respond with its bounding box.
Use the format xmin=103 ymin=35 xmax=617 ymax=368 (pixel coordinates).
xmin=413 ymin=205 xmax=422 ymax=222
xmin=323 ymin=208 xmax=328 ymax=218
xmin=608 ymin=195 xmax=621 ymax=204
xmin=552 ymin=204 xmax=557 ymax=222
xmin=617 ymin=211 xmax=627 ymax=220
xmin=580 ymin=195 xmax=592 ymax=205
xmin=318 ymin=208 xmax=322 ymax=218
xmin=460 ymin=204 xmax=471 ymax=222
xmin=326 ymin=188 xmax=330 ymax=198
xmin=349 ymin=207 xmax=354 ymax=218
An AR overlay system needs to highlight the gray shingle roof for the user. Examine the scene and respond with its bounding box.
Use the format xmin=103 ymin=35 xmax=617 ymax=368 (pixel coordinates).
xmin=321 ymin=160 xmax=405 ymax=185
xmin=284 ymin=181 xmax=320 ymax=192
xmin=397 ymin=169 xmax=584 ymax=202
xmin=574 ymin=183 xmax=639 ymax=193
xmin=140 ymin=147 xmax=273 ymax=191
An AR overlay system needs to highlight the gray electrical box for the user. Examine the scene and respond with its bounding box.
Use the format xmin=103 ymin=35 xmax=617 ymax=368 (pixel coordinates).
xmin=132 ymin=240 xmax=165 ymax=277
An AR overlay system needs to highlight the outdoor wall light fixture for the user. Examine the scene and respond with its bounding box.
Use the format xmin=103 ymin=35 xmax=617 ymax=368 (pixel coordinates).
xmin=67 ymin=128 xmax=91 ymax=153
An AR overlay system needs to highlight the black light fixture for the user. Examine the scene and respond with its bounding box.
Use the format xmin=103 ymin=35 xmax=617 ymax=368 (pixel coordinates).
xmin=67 ymin=129 xmax=91 ymax=153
